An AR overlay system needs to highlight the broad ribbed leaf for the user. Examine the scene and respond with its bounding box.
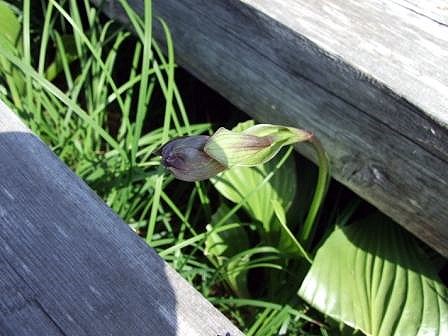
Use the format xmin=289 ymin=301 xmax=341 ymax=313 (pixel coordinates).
xmin=205 ymin=204 xmax=250 ymax=298
xmin=211 ymin=153 xmax=296 ymax=237
xmin=272 ymin=199 xmax=310 ymax=260
xmin=299 ymin=214 xmax=448 ymax=336
xmin=0 ymin=1 xmax=21 ymax=48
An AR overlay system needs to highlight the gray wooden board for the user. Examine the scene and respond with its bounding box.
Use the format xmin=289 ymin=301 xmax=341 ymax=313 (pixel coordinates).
xmin=93 ymin=0 xmax=448 ymax=257
xmin=0 ymin=100 xmax=243 ymax=336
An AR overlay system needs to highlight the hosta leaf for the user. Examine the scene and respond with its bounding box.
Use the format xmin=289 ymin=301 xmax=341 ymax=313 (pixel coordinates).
xmin=0 ymin=1 xmax=21 ymax=49
xmin=299 ymin=214 xmax=448 ymax=336
xmin=205 ymin=204 xmax=250 ymax=297
xmin=211 ymin=153 xmax=296 ymax=239
xmin=272 ymin=200 xmax=310 ymax=261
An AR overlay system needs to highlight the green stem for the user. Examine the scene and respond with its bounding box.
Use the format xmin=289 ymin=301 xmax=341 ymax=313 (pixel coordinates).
xmin=299 ymin=136 xmax=331 ymax=249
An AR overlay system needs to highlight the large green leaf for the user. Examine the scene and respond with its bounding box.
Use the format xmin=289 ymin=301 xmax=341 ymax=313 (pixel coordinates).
xmin=211 ymin=155 xmax=296 ymax=237
xmin=299 ymin=214 xmax=448 ymax=336
xmin=0 ymin=1 xmax=21 ymax=47
xmin=205 ymin=204 xmax=251 ymax=298
xmin=0 ymin=1 xmax=24 ymax=105
xmin=272 ymin=199 xmax=311 ymax=261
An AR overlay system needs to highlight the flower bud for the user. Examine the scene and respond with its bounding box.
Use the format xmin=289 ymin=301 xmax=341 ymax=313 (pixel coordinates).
xmin=159 ymin=122 xmax=313 ymax=182
xmin=160 ymin=135 xmax=226 ymax=182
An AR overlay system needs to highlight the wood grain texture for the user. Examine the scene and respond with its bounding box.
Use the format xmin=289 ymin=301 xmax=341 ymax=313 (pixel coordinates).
xmin=93 ymin=0 xmax=448 ymax=257
xmin=390 ymin=0 xmax=448 ymax=25
xmin=0 ymin=100 xmax=242 ymax=336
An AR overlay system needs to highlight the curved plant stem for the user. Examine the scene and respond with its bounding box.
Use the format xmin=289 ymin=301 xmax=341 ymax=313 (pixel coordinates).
xmin=299 ymin=136 xmax=331 ymax=249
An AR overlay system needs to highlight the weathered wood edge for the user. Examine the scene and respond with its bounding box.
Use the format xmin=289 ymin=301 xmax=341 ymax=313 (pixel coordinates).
xmin=0 ymin=99 xmax=243 ymax=336
xmin=93 ymin=0 xmax=448 ymax=257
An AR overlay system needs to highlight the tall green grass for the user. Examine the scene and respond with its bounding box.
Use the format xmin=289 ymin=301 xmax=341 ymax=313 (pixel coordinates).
xmin=0 ymin=0 xmax=199 ymax=237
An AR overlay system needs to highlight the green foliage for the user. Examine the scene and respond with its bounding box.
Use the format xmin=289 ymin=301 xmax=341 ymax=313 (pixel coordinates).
xmin=0 ymin=1 xmax=20 ymax=44
xmin=205 ymin=204 xmax=251 ymax=298
xmin=299 ymin=214 xmax=448 ymax=336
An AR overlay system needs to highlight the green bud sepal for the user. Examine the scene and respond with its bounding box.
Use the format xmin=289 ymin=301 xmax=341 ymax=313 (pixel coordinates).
xmin=204 ymin=124 xmax=312 ymax=167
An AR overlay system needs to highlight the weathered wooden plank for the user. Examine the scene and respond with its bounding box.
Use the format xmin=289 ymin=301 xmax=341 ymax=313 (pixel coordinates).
xmin=391 ymin=0 xmax=448 ymax=25
xmin=0 ymin=100 xmax=242 ymax=335
xmin=93 ymin=0 xmax=448 ymax=257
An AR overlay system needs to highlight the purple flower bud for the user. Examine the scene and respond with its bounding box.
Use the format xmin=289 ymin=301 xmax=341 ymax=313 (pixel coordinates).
xmin=160 ymin=135 xmax=227 ymax=182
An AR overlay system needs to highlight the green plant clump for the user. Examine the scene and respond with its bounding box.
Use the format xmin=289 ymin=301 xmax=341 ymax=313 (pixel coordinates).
xmin=0 ymin=1 xmax=446 ymax=335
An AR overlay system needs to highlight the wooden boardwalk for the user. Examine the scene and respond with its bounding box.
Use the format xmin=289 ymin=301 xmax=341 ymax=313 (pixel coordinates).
xmin=95 ymin=0 xmax=448 ymax=257
xmin=0 ymin=100 xmax=242 ymax=335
